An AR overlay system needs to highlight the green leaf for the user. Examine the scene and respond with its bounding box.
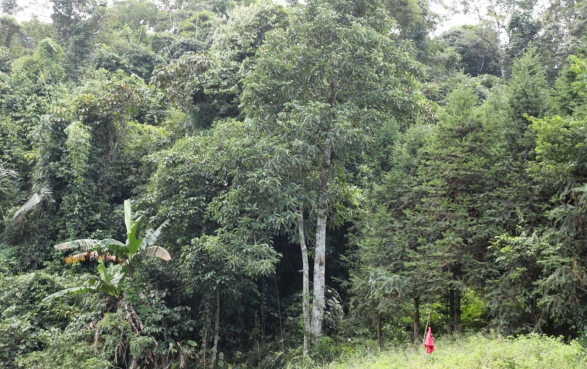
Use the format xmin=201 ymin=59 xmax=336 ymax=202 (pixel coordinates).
xmin=124 ymin=199 xmax=133 ymax=234
xmin=98 ymin=260 xmax=111 ymax=284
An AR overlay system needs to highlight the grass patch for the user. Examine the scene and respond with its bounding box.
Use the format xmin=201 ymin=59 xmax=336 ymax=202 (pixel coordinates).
xmin=293 ymin=334 xmax=586 ymax=368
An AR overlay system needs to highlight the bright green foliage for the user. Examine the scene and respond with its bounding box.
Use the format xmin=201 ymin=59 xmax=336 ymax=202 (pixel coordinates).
xmin=238 ymin=0 xmax=429 ymax=339
xmin=529 ymin=115 xmax=587 ymax=183
xmin=485 ymin=54 xmax=587 ymax=333
xmin=507 ymin=49 xmax=550 ymax=121
xmin=406 ymin=88 xmax=511 ymax=332
xmin=350 ymin=79 xmax=545 ymax=337
xmin=24 ymin=69 xmax=168 ymax=249
xmin=0 ymin=162 xmax=17 ymax=226
xmin=0 ymin=270 xmax=103 ymax=368
xmin=0 ymin=38 xmax=64 ymax=179
xmin=65 ymin=120 xmax=91 ymax=185
xmin=43 ymin=260 xmax=127 ymax=301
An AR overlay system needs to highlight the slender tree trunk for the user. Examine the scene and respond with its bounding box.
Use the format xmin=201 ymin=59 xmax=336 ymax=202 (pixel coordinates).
xmin=454 ymin=288 xmax=462 ymax=334
xmin=213 ymin=290 xmax=220 ymax=368
xmin=453 ymin=265 xmax=462 ymax=334
xmin=310 ymin=145 xmax=331 ymax=340
xmin=449 ymin=289 xmax=455 ymax=334
xmin=377 ymin=312 xmax=382 ymax=346
xmin=413 ymin=297 xmax=420 ymax=345
xmin=298 ymin=202 xmax=310 ymax=356
xmin=203 ymin=329 xmax=207 ymax=369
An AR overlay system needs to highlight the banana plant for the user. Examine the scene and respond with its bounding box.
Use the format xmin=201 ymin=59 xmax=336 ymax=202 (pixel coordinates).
xmin=43 ymin=200 xmax=170 ymax=302
xmin=43 ymin=260 xmax=127 ymax=301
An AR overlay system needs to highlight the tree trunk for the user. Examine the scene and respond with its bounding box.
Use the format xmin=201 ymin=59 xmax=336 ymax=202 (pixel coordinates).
xmin=449 ymin=289 xmax=455 ymax=334
xmin=310 ymin=205 xmax=327 ymax=340
xmin=377 ymin=312 xmax=382 ymax=346
xmin=454 ymin=288 xmax=462 ymax=334
xmin=203 ymin=330 xmax=207 ymax=369
xmin=298 ymin=202 xmax=310 ymax=356
xmin=310 ymin=145 xmax=331 ymax=341
xmin=497 ymin=50 xmax=507 ymax=80
xmin=213 ymin=290 xmax=220 ymax=368
xmin=453 ymin=265 xmax=462 ymax=334
xmin=413 ymin=297 xmax=420 ymax=345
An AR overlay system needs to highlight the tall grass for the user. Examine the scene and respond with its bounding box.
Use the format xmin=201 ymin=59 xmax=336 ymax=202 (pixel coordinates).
xmin=292 ymin=334 xmax=586 ymax=369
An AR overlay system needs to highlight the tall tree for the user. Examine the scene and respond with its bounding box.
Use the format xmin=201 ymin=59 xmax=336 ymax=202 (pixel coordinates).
xmin=240 ymin=0 xmax=427 ymax=340
xmin=348 ymin=123 xmax=433 ymax=344
xmin=51 ymin=0 xmax=107 ymax=79
xmin=438 ymin=25 xmax=502 ymax=77
xmin=489 ymin=53 xmax=587 ymax=332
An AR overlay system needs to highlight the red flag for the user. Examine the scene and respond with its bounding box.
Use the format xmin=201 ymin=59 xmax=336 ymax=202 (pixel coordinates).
xmin=424 ymin=327 xmax=435 ymax=354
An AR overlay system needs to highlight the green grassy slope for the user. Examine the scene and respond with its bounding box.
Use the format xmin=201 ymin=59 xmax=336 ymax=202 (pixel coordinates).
xmin=296 ymin=334 xmax=586 ymax=369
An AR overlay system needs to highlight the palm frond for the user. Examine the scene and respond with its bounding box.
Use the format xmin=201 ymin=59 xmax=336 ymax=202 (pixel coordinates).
xmin=145 ymin=246 xmax=171 ymax=261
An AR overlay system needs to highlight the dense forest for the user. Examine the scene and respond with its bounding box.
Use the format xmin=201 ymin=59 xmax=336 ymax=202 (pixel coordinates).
xmin=1 ymin=0 xmax=587 ymax=367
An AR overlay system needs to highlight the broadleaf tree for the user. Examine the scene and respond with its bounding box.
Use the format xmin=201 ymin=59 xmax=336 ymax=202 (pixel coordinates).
xmin=238 ymin=0 xmax=429 ymax=342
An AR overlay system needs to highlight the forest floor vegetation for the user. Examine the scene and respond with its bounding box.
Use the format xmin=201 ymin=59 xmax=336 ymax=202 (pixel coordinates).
xmin=293 ymin=334 xmax=586 ymax=369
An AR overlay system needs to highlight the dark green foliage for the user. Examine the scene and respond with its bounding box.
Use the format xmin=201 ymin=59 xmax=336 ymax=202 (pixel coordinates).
xmin=507 ymin=11 xmax=541 ymax=60
xmin=438 ymin=25 xmax=502 ymax=77
xmin=51 ymin=0 xmax=108 ymax=79
xmin=0 ymin=15 xmax=20 ymax=47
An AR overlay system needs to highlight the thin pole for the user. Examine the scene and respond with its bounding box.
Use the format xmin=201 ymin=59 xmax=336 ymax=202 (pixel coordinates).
xmin=422 ymin=305 xmax=431 ymax=345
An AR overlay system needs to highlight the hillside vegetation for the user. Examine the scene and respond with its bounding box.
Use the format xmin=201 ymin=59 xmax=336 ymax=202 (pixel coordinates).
xmin=2 ymin=0 xmax=587 ymax=368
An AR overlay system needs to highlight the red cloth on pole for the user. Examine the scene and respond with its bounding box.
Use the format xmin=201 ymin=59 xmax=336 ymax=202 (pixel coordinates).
xmin=424 ymin=327 xmax=435 ymax=354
